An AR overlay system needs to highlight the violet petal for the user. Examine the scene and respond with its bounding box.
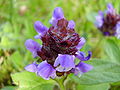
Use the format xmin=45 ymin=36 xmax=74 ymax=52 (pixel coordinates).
xmin=34 ymin=34 xmax=42 ymax=39
xmin=54 ymin=54 xmax=75 ymax=68
xmin=76 ymin=37 xmax=86 ymax=50
xmin=54 ymin=54 xmax=75 ymax=72
xmin=34 ymin=21 xmax=48 ymax=37
xmin=53 ymin=7 xmax=64 ymax=19
xmin=49 ymin=7 xmax=64 ymax=25
xmin=107 ymin=3 xmax=114 ymax=14
xmin=37 ymin=61 xmax=56 ymax=80
xmin=116 ymin=22 xmax=120 ymax=39
xmin=76 ymin=51 xmax=92 ymax=61
xmin=76 ymin=62 xmax=93 ymax=73
xmin=25 ymin=62 xmax=38 ymax=72
xmin=95 ymin=11 xmax=104 ymax=28
xmin=25 ymin=39 xmax=41 ymax=57
xmin=67 ymin=20 xmax=75 ymax=29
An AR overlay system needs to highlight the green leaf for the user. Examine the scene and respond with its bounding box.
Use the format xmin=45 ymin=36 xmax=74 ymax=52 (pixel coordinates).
xmin=76 ymin=83 xmax=110 ymax=90
xmin=10 ymin=51 xmax=25 ymax=70
xmin=110 ymin=81 xmax=120 ymax=90
xmin=70 ymin=59 xmax=120 ymax=85
xmin=104 ymin=39 xmax=120 ymax=63
xmin=112 ymin=81 xmax=120 ymax=86
xmin=11 ymin=71 xmax=55 ymax=90
xmin=1 ymin=86 xmax=17 ymax=90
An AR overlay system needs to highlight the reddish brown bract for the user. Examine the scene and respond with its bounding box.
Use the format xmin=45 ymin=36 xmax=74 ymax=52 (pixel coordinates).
xmin=99 ymin=13 xmax=120 ymax=35
xmin=37 ymin=19 xmax=80 ymax=64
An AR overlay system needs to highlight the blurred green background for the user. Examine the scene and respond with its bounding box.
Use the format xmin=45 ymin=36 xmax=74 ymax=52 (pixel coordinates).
xmin=0 ymin=0 xmax=120 ymax=90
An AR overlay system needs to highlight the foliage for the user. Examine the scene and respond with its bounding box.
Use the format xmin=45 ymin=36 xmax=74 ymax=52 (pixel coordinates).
xmin=11 ymin=71 xmax=55 ymax=90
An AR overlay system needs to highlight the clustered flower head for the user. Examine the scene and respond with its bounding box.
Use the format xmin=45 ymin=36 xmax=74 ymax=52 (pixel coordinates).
xmin=95 ymin=3 xmax=120 ymax=38
xmin=25 ymin=7 xmax=93 ymax=80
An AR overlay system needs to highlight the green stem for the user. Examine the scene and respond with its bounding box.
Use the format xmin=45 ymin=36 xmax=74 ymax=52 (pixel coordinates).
xmin=57 ymin=80 xmax=65 ymax=90
xmin=53 ymin=76 xmax=67 ymax=90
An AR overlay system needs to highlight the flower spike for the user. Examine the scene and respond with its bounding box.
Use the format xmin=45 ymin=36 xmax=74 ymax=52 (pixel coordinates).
xmin=25 ymin=7 xmax=93 ymax=80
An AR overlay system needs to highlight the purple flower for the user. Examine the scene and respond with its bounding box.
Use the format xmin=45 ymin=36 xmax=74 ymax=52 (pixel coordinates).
xmin=72 ymin=62 xmax=93 ymax=77
xmin=107 ymin=3 xmax=115 ymax=14
xmin=25 ymin=62 xmax=38 ymax=72
xmin=25 ymin=39 xmax=42 ymax=57
xmin=67 ymin=20 xmax=75 ymax=29
xmin=49 ymin=7 xmax=64 ymax=26
xmin=115 ymin=22 xmax=120 ymax=39
xmin=76 ymin=37 xmax=86 ymax=50
xmin=37 ymin=61 xmax=56 ymax=80
xmin=54 ymin=54 xmax=75 ymax=72
xmin=53 ymin=7 xmax=64 ymax=19
xmin=25 ymin=61 xmax=56 ymax=80
xmin=75 ymin=51 xmax=92 ymax=61
xmin=95 ymin=3 xmax=120 ymax=37
xmin=95 ymin=11 xmax=104 ymax=28
xmin=34 ymin=21 xmax=48 ymax=39
xmin=25 ymin=7 xmax=93 ymax=80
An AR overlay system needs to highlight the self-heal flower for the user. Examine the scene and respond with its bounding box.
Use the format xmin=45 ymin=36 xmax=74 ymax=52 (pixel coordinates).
xmin=25 ymin=62 xmax=38 ymax=72
xmin=54 ymin=54 xmax=75 ymax=72
xmin=75 ymin=51 xmax=92 ymax=61
xmin=71 ymin=62 xmax=93 ymax=77
xmin=25 ymin=7 xmax=93 ymax=80
xmin=25 ymin=39 xmax=42 ymax=57
xmin=95 ymin=11 xmax=104 ymax=28
xmin=68 ymin=20 xmax=75 ymax=29
xmin=25 ymin=61 xmax=56 ymax=80
xmin=37 ymin=61 xmax=56 ymax=80
xmin=34 ymin=21 xmax=48 ymax=39
xmin=49 ymin=7 xmax=64 ymax=26
xmin=95 ymin=3 xmax=120 ymax=38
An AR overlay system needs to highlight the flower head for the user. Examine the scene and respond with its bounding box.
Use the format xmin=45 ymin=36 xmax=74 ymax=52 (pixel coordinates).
xmin=25 ymin=7 xmax=92 ymax=80
xmin=95 ymin=3 xmax=120 ymax=38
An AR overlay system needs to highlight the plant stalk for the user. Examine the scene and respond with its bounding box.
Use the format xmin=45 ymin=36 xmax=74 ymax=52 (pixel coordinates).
xmin=53 ymin=76 xmax=67 ymax=90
